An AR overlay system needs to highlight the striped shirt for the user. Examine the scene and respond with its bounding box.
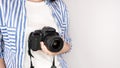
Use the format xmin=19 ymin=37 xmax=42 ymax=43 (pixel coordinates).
xmin=0 ymin=0 xmax=71 ymax=68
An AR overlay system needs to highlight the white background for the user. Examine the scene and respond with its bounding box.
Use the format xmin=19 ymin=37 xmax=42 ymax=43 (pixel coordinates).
xmin=64 ymin=0 xmax=120 ymax=68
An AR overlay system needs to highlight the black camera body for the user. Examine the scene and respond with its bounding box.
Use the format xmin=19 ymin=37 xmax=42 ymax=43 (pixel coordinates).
xmin=28 ymin=27 xmax=64 ymax=52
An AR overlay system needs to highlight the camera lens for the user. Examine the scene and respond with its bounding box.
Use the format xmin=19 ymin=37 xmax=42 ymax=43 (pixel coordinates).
xmin=52 ymin=39 xmax=60 ymax=49
xmin=44 ymin=36 xmax=64 ymax=52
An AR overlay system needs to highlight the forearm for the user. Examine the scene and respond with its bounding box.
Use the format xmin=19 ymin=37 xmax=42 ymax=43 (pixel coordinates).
xmin=56 ymin=42 xmax=70 ymax=54
xmin=0 ymin=58 xmax=5 ymax=68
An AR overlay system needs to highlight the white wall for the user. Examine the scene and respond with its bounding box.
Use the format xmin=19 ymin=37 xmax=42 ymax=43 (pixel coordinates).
xmin=64 ymin=0 xmax=120 ymax=68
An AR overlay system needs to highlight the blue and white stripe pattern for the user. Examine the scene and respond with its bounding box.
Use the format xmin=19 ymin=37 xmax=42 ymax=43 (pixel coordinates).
xmin=0 ymin=0 xmax=71 ymax=68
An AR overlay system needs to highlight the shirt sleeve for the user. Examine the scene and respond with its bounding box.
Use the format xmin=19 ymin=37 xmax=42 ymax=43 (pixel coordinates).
xmin=56 ymin=0 xmax=72 ymax=53
xmin=61 ymin=0 xmax=72 ymax=46
xmin=0 ymin=6 xmax=4 ymax=58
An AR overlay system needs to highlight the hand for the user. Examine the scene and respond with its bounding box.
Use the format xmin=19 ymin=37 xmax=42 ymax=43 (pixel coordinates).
xmin=40 ymin=42 xmax=59 ymax=56
xmin=40 ymin=41 xmax=71 ymax=55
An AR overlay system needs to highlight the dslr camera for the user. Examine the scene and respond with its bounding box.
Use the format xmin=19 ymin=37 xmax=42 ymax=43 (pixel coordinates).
xmin=28 ymin=27 xmax=64 ymax=52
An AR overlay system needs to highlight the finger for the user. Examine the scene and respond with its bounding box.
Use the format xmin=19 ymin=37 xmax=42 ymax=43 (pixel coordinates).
xmin=40 ymin=41 xmax=44 ymax=45
xmin=40 ymin=42 xmax=57 ymax=56
xmin=40 ymin=42 xmax=47 ymax=51
xmin=41 ymin=42 xmax=49 ymax=54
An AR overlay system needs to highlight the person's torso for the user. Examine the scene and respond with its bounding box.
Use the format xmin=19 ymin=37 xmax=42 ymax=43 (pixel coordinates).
xmin=24 ymin=1 xmax=61 ymax=68
xmin=0 ymin=0 xmax=68 ymax=68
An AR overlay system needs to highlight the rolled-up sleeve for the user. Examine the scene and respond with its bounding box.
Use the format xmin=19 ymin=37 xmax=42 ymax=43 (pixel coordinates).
xmin=64 ymin=28 xmax=71 ymax=46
